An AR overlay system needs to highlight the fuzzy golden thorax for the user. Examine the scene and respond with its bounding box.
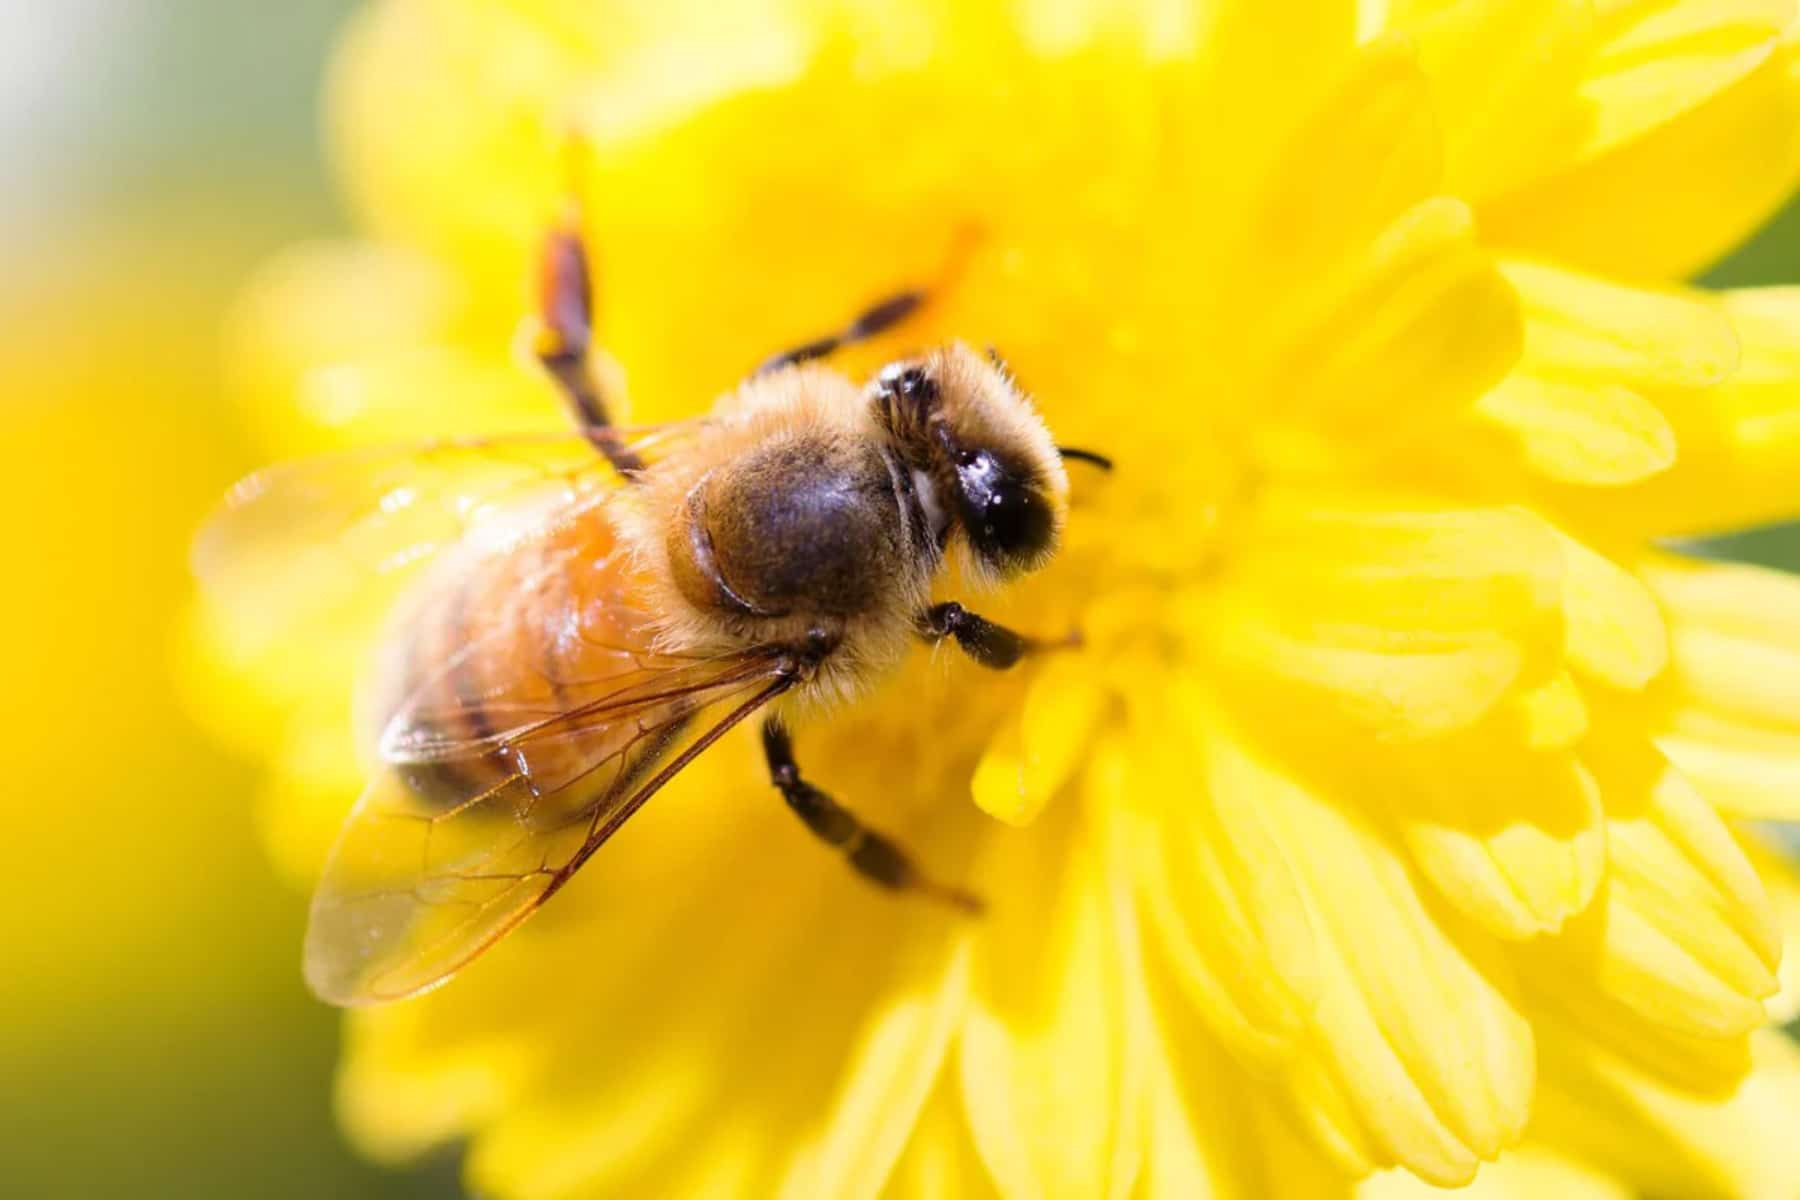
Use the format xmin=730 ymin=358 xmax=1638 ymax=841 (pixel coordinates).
xmin=613 ymin=364 xmax=935 ymax=709
xmin=613 ymin=345 xmax=1068 ymax=710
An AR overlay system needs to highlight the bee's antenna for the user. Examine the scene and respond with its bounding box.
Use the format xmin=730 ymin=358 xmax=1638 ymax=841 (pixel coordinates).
xmin=1058 ymin=446 xmax=1114 ymax=471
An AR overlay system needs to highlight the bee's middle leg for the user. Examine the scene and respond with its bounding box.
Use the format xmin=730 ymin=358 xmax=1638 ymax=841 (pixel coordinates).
xmin=753 ymin=227 xmax=980 ymax=376
xmin=916 ymin=602 xmax=1078 ymax=669
xmin=533 ymin=213 xmax=643 ymax=475
xmin=761 ymin=717 xmax=981 ymax=912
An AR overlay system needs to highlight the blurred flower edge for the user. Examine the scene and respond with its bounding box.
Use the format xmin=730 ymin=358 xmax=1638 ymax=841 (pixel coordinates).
xmin=186 ymin=2 xmax=1800 ymax=1198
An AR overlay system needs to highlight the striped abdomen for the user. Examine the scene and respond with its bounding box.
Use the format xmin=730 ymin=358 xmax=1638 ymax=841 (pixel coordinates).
xmin=378 ymin=500 xmax=684 ymax=817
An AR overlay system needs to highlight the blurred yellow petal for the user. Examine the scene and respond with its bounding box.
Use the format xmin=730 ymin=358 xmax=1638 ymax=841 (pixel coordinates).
xmin=959 ymin=807 xmax=1145 ymax=1200
xmin=1203 ymin=717 xmax=1534 ymax=1186
xmin=1747 ymin=836 xmax=1800 ymax=1023
xmin=1524 ymin=958 xmax=1754 ymax=1097
xmin=1233 ymin=37 xmax=1439 ymax=307
xmin=1384 ymin=0 xmax=1596 ymax=201
xmin=777 ymin=939 xmax=971 ymax=1200
xmin=885 ymin=1080 xmax=997 ymax=1200
xmin=1474 ymin=375 xmax=1676 ymax=485
xmin=1358 ymin=1142 xmax=1630 ymax=1200
xmin=1581 ymin=287 xmax=1800 ymax=536
xmin=1208 ymin=500 xmax=1562 ymax=741
xmin=1652 ymin=558 xmax=1800 ymax=727
xmin=1556 ymin=534 xmax=1668 ymax=689
xmin=1655 ymin=717 xmax=1800 ymax=819
xmin=1250 ymin=199 xmax=1522 ymax=464
xmin=1505 ymin=671 xmax=1591 ymax=750
xmin=970 ymin=658 xmax=1110 ymax=826
xmin=1647 ymin=557 xmax=1800 ymax=816
xmin=1481 ymin=32 xmax=1800 ymax=280
xmin=1124 ymin=686 xmax=1326 ymax=1071
xmin=1580 ymin=0 xmax=1793 ymax=158
xmin=1500 ymin=259 xmax=1739 ymax=389
xmin=1535 ymin=1027 xmax=1800 ymax=1199
xmin=1183 ymin=0 xmax=1359 ymax=252
xmin=228 ymin=239 xmax=558 ymax=452
xmin=1138 ymin=1029 xmax=1261 ymax=1200
xmin=1559 ymin=733 xmax=1780 ymax=1041
xmin=1396 ymin=747 xmax=1605 ymax=940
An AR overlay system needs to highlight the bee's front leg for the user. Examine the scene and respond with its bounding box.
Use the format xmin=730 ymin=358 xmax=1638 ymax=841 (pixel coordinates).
xmin=915 ymin=602 xmax=1079 ymax=669
xmin=761 ymin=718 xmax=981 ymax=913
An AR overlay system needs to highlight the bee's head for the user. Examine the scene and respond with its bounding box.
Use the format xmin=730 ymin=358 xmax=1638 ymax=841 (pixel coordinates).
xmin=871 ymin=342 xmax=1070 ymax=582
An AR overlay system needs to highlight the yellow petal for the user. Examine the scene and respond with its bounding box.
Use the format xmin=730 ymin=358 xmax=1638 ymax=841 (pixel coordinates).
xmin=1253 ymin=1099 xmax=1366 ymax=1198
xmin=1358 ymin=1142 xmax=1631 ymax=1200
xmin=1503 ymin=671 xmax=1591 ymax=751
xmin=1580 ymin=0 xmax=1794 ymax=158
xmin=1524 ymin=962 xmax=1754 ymax=1098
xmin=1556 ymin=533 xmax=1669 ymax=690
xmin=1249 ymin=198 xmax=1523 ymax=465
xmin=1233 ymin=37 xmax=1440 ymax=308
xmin=1646 ymin=558 xmax=1800 ymax=816
xmin=358 ymin=730 xmax=968 ymax=1199
xmin=1745 ymin=834 xmax=1800 ymax=1023
xmin=884 ymin=1078 xmax=998 ymax=1200
xmin=960 ymin=804 xmax=1145 ymax=1200
xmin=1580 ymin=287 xmax=1800 ymax=536
xmin=1559 ymin=733 xmax=1780 ymax=1041
xmin=1684 ymin=287 xmax=1800 ymax=531
xmin=1480 ymin=35 xmax=1800 ymax=280
xmin=1396 ymin=747 xmax=1606 ymax=940
xmin=970 ymin=658 xmax=1110 ymax=826
xmin=1384 ymin=0 xmax=1597 ymax=201
xmin=1476 ymin=376 xmax=1676 ymax=485
xmin=1656 ymin=717 xmax=1800 ymax=819
xmin=1648 ymin=564 xmax=1800 ymax=734
xmin=1183 ymin=0 xmax=1360 ymax=257
xmin=1500 ymin=259 xmax=1740 ymax=389
xmin=1208 ymin=718 xmax=1534 ymax=1186
xmin=1124 ymin=685 xmax=1322 ymax=1069
xmin=777 ymin=937 xmax=971 ymax=1200
xmin=1207 ymin=500 xmax=1563 ymax=741
xmin=1534 ymin=1026 xmax=1800 ymax=1199
xmin=1138 ymin=1027 xmax=1266 ymax=1200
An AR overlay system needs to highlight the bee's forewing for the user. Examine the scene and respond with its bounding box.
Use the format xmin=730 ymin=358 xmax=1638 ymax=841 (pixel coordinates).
xmin=191 ymin=426 xmax=709 ymax=663
xmin=304 ymin=650 xmax=792 ymax=1006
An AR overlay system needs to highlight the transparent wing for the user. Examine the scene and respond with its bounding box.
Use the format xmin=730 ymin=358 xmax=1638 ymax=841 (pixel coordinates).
xmin=305 ymin=649 xmax=794 ymax=1006
xmin=192 ymin=425 xmax=710 ymax=662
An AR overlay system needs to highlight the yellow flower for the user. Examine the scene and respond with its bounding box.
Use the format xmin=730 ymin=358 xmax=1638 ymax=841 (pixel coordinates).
xmin=187 ymin=1 xmax=1800 ymax=1196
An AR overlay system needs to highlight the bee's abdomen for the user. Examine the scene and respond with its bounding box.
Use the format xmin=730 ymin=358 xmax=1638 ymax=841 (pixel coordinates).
xmin=383 ymin=503 xmax=672 ymax=812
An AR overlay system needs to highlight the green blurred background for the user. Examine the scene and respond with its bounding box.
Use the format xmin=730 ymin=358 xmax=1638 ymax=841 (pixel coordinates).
xmin=0 ymin=2 xmax=1795 ymax=1197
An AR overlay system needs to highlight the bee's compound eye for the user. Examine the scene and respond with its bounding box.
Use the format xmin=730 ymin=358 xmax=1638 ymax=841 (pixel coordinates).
xmin=954 ymin=449 xmax=1055 ymax=574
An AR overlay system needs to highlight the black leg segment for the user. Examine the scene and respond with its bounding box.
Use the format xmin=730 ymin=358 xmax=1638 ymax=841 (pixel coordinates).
xmin=754 ymin=288 xmax=926 ymax=377
xmin=917 ymin=601 xmax=1077 ymax=669
xmin=762 ymin=717 xmax=980 ymax=912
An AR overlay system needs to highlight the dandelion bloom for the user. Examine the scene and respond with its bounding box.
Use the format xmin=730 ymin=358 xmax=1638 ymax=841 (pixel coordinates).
xmin=188 ymin=1 xmax=1800 ymax=1195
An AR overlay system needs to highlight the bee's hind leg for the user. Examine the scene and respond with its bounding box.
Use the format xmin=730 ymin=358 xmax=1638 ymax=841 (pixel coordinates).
xmin=761 ymin=717 xmax=981 ymax=913
xmin=532 ymin=207 xmax=644 ymax=475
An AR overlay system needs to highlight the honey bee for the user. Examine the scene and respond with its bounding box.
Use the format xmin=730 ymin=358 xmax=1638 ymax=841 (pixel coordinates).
xmin=197 ymin=218 xmax=1108 ymax=1006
